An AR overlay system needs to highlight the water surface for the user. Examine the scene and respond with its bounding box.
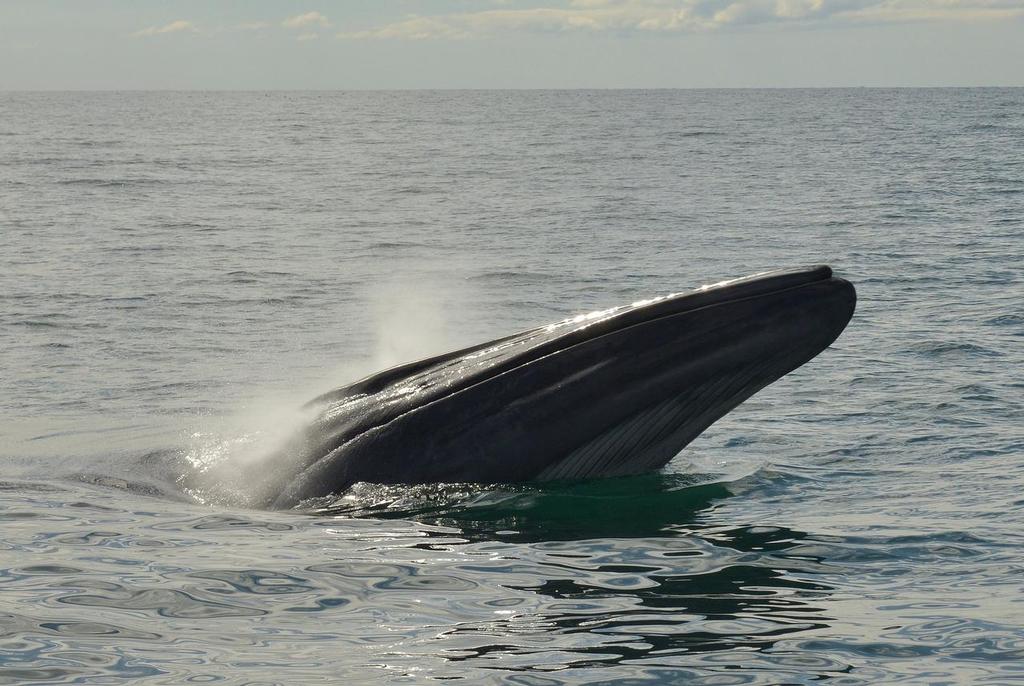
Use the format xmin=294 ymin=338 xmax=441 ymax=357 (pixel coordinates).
xmin=1 ymin=89 xmax=1023 ymax=684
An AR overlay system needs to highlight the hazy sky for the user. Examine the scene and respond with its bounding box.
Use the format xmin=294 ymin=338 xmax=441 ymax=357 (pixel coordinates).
xmin=2 ymin=0 xmax=1023 ymax=89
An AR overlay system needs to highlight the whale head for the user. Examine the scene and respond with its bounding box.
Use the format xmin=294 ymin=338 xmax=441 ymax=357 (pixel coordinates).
xmin=265 ymin=265 xmax=855 ymax=509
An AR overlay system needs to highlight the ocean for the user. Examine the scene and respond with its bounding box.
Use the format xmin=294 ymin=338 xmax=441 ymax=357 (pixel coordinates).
xmin=1 ymin=89 xmax=1022 ymax=684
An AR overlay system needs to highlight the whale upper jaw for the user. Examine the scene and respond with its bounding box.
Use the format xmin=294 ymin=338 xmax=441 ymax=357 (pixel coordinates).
xmin=268 ymin=265 xmax=856 ymax=509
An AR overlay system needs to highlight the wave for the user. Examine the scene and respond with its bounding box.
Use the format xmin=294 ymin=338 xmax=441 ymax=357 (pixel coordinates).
xmin=912 ymin=341 xmax=1003 ymax=358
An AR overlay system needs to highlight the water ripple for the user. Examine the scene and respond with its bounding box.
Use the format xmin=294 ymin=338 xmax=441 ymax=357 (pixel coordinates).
xmin=1 ymin=88 xmax=1023 ymax=684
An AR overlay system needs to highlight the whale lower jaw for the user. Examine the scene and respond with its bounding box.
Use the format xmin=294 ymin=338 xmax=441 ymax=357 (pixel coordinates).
xmin=536 ymin=355 xmax=774 ymax=481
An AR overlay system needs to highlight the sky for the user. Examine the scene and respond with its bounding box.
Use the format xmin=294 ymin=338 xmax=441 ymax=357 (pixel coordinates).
xmin=2 ymin=0 xmax=1023 ymax=89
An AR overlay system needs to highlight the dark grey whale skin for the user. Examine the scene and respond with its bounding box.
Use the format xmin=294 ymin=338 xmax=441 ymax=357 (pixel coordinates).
xmin=264 ymin=266 xmax=856 ymax=509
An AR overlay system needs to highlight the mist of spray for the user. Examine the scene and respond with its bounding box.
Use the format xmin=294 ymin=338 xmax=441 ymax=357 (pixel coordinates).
xmin=178 ymin=276 xmax=468 ymax=508
xmin=367 ymin=278 xmax=462 ymax=371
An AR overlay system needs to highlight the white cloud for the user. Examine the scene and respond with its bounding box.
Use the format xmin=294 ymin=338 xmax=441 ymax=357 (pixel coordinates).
xmin=775 ymin=0 xmax=826 ymax=19
xmin=341 ymin=16 xmax=472 ymax=40
xmin=341 ymin=5 xmax=708 ymax=38
xmin=297 ymin=33 xmax=320 ymax=41
xmin=339 ymin=0 xmax=1024 ymax=39
xmin=133 ymin=20 xmax=197 ymax=37
xmin=282 ymin=11 xmax=332 ymax=29
xmin=844 ymin=0 xmax=1024 ymax=21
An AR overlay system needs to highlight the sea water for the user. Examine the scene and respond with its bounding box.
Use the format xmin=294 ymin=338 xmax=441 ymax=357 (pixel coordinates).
xmin=1 ymin=89 xmax=1022 ymax=684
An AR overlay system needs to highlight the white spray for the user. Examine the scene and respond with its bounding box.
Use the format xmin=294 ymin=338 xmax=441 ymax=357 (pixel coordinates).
xmin=179 ymin=276 xmax=469 ymax=508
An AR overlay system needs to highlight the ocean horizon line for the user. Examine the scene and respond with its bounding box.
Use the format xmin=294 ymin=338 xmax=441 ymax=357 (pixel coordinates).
xmin=3 ymin=84 xmax=1023 ymax=93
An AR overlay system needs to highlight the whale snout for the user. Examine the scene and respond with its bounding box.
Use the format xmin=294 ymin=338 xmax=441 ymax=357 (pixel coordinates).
xmin=809 ymin=275 xmax=857 ymax=347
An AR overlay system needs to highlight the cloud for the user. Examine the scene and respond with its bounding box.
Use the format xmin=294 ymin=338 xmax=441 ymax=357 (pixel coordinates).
xmin=340 ymin=5 xmax=707 ymax=39
xmin=339 ymin=0 xmax=1024 ymax=39
xmin=282 ymin=11 xmax=332 ymax=29
xmin=341 ymin=16 xmax=472 ymax=40
xmin=844 ymin=0 xmax=1024 ymax=22
xmin=297 ymin=33 xmax=320 ymax=42
xmin=133 ymin=20 xmax=197 ymax=37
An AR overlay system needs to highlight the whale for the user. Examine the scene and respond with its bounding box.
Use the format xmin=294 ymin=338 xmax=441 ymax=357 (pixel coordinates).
xmin=260 ymin=265 xmax=856 ymax=509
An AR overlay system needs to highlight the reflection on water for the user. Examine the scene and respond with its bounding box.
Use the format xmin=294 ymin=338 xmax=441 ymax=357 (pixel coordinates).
xmin=313 ymin=473 xmax=732 ymax=541
xmin=309 ymin=474 xmax=839 ymax=676
xmin=440 ymin=538 xmax=834 ymax=674
xmin=0 ymin=475 xmax=854 ymax=684
xmin=3 ymin=466 xmax=1023 ymax=683
xmin=3 ymin=462 xmax=1022 ymax=686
